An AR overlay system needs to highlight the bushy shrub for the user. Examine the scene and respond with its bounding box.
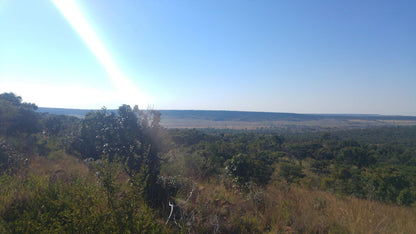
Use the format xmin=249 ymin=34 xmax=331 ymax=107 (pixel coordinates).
xmin=225 ymin=153 xmax=275 ymax=187
xmin=278 ymin=162 xmax=305 ymax=184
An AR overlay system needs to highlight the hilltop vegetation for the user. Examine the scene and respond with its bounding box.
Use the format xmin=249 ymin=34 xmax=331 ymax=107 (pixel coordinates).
xmin=2 ymin=92 xmax=416 ymax=233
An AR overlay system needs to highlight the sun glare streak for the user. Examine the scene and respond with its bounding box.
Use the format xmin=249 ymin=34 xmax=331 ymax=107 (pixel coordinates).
xmin=52 ymin=0 xmax=148 ymax=108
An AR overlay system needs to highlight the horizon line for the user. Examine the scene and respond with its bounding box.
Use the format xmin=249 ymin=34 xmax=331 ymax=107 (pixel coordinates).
xmin=37 ymin=107 xmax=416 ymax=117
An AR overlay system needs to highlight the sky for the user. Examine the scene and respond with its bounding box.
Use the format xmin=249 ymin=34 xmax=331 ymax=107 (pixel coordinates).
xmin=0 ymin=0 xmax=415 ymax=115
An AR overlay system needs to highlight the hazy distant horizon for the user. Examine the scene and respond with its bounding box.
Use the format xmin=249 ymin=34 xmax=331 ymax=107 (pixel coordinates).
xmin=37 ymin=106 xmax=416 ymax=117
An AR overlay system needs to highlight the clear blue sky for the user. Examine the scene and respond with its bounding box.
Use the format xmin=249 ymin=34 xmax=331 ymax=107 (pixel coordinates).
xmin=1 ymin=0 xmax=415 ymax=115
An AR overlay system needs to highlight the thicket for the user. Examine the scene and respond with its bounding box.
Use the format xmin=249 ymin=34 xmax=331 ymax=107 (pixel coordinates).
xmin=0 ymin=93 xmax=170 ymax=232
xmin=1 ymin=92 xmax=416 ymax=233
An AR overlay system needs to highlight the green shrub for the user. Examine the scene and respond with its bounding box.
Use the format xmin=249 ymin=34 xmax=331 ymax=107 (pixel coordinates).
xmin=278 ymin=162 xmax=305 ymax=184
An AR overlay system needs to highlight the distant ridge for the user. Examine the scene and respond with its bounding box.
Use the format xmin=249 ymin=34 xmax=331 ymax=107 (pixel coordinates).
xmin=38 ymin=107 xmax=95 ymax=117
xmin=38 ymin=107 xmax=416 ymax=122
xmin=159 ymin=110 xmax=394 ymax=122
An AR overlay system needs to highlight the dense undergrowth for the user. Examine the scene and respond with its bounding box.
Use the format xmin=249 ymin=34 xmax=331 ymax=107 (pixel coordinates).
xmin=1 ymin=92 xmax=416 ymax=233
xmin=0 ymin=158 xmax=167 ymax=233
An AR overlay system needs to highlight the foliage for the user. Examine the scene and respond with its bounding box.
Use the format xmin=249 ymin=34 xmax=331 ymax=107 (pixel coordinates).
xmin=0 ymin=173 xmax=167 ymax=233
xmin=225 ymin=153 xmax=275 ymax=186
xmin=278 ymin=162 xmax=305 ymax=184
xmin=0 ymin=92 xmax=39 ymax=136
xmin=0 ymin=139 xmax=28 ymax=173
xmin=69 ymin=105 xmax=167 ymax=209
xmin=2 ymin=92 xmax=416 ymax=233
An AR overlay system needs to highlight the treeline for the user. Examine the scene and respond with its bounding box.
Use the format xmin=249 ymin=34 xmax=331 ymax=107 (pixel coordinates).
xmin=1 ymin=92 xmax=416 ymax=233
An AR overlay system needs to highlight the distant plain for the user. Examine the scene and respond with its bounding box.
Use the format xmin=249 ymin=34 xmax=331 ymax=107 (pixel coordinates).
xmin=38 ymin=108 xmax=416 ymax=130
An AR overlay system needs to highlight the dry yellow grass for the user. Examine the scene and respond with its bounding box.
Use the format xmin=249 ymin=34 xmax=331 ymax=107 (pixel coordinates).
xmin=324 ymin=191 xmax=416 ymax=233
xmin=262 ymin=185 xmax=416 ymax=233
xmin=26 ymin=153 xmax=91 ymax=180
xmin=178 ymin=180 xmax=416 ymax=233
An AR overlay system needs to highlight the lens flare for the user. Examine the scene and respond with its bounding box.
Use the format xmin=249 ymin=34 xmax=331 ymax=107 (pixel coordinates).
xmin=52 ymin=0 xmax=148 ymax=108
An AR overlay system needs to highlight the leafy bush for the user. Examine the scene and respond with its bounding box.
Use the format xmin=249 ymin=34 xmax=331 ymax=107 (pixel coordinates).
xmin=278 ymin=162 xmax=305 ymax=184
xmin=225 ymin=153 xmax=275 ymax=187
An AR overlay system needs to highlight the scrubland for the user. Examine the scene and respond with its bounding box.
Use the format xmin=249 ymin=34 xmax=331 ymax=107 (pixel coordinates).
xmin=2 ymin=92 xmax=416 ymax=233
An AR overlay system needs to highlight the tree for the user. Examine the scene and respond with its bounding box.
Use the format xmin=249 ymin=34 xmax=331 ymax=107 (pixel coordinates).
xmin=337 ymin=146 xmax=374 ymax=168
xmin=310 ymin=159 xmax=329 ymax=174
xmin=362 ymin=167 xmax=411 ymax=203
xmin=225 ymin=153 xmax=275 ymax=186
xmin=72 ymin=108 xmax=118 ymax=159
xmin=225 ymin=153 xmax=253 ymax=185
xmin=278 ymin=162 xmax=305 ymax=184
xmin=72 ymin=105 xmax=166 ymax=209
xmin=0 ymin=92 xmax=39 ymax=136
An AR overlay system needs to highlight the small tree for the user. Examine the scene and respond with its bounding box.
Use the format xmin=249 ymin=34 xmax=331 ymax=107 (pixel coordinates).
xmin=225 ymin=153 xmax=253 ymax=185
xmin=225 ymin=153 xmax=275 ymax=187
xmin=73 ymin=105 xmax=167 ymax=209
xmin=278 ymin=162 xmax=305 ymax=184
xmin=0 ymin=92 xmax=39 ymax=136
xmin=397 ymin=189 xmax=413 ymax=206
